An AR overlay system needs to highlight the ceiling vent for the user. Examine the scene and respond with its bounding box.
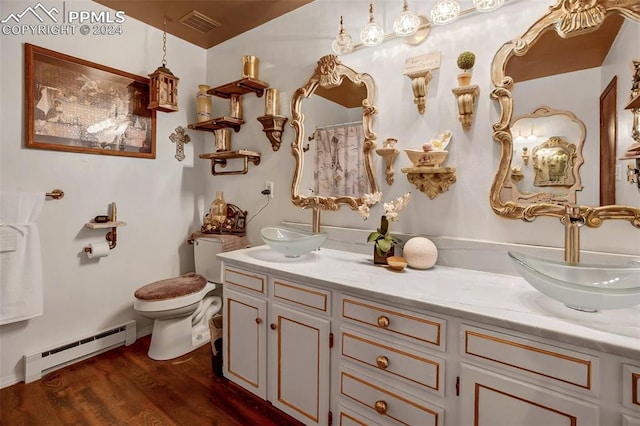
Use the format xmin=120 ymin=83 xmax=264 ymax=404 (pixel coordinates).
xmin=178 ymin=10 xmax=221 ymax=33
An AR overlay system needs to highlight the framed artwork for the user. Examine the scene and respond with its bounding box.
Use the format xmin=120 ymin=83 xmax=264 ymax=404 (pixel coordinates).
xmin=25 ymin=43 xmax=156 ymax=159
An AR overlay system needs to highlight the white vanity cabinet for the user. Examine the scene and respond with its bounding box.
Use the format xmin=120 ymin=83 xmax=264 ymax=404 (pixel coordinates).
xmin=222 ymin=264 xmax=332 ymax=426
xmin=218 ymin=247 xmax=640 ymax=426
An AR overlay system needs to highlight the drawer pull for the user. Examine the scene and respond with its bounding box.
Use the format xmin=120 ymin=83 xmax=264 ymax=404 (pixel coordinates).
xmin=376 ymin=355 xmax=389 ymax=370
xmin=255 ymin=318 xmax=263 ymax=324
xmin=374 ymin=400 xmax=388 ymax=415
xmin=377 ymin=316 xmax=390 ymax=328
xmin=270 ymin=323 xmax=278 ymax=330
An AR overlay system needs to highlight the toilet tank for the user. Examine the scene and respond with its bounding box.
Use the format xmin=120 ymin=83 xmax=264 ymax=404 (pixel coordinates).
xmin=194 ymin=237 xmax=224 ymax=284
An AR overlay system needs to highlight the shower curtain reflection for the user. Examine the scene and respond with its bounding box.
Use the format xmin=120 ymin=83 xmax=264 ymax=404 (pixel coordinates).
xmin=314 ymin=122 xmax=365 ymax=197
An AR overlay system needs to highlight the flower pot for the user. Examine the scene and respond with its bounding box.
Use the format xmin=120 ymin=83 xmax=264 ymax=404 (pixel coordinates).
xmin=373 ymin=246 xmax=395 ymax=265
xmin=457 ymin=72 xmax=472 ymax=86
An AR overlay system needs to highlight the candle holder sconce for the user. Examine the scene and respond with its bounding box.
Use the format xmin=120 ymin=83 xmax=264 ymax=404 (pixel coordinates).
xmin=257 ymin=115 xmax=288 ymax=151
xmin=257 ymin=87 xmax=287 ymax=151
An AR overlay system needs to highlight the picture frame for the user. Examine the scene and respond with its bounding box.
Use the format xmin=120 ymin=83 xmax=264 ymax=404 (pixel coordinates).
xmin=25 ymin=43 xmax=156 ymax=159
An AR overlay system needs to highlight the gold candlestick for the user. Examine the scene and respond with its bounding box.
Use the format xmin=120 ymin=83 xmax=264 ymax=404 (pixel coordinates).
xmin=265 ymin=88 xmax=279 ymax=115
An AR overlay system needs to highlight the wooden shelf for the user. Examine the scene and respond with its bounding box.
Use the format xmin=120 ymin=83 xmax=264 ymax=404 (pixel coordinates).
xmin=207 ymin=77 xmax=269 ymax=99
xmin=199 ymin=150 xmax=261 ymax=175
xmin=85 ymin=221 xmax=126 ymax=229
xmin=188 ymin=116 xmax=245 ymax=133
xmin=625 ymin=92 xmax=640 ymax=110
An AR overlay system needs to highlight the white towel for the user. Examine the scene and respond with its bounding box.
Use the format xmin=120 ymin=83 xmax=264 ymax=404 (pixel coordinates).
xmin=0 ymin=192 xmax=45 ymax=325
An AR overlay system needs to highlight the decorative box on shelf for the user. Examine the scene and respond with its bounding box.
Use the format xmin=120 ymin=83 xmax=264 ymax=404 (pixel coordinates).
xmin=201 ymin=203 xmax=247 ymax=236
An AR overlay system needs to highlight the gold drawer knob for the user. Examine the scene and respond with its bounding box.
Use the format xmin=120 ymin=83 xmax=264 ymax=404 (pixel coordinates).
xmin=377 ymin=315 xmax=390 ymax=328
xmin=374 ymin=400 xmax=388 ymax=415
xmin=376 ymin=355 xmax=389 ymax=370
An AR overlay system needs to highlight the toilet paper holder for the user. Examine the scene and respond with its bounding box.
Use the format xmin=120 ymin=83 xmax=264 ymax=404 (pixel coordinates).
xmin=84 ymin=202 xmax=126 ymax=255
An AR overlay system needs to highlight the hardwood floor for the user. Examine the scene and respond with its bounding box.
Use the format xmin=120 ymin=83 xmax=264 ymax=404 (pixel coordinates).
xmin=1 ymin=336 xmax=303 ymax=426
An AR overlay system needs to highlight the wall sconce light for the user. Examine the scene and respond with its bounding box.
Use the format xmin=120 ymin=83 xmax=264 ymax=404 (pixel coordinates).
xmin=393 ymin=0 xmax=420 ymax=36
xmin=430 ymin=0 xmax=461 ymax=25
xmin=148 ymin=18 xmax=179 ymax=112
xmin=332 ymin=0 xmax=510 ymax=55
xmin=257 ymin=88 xmax=288 ymax=151
xmin=332 ymin=16 xmax=354 ymax=55
xmin=360 ymin=4 xmax=385 ymax=47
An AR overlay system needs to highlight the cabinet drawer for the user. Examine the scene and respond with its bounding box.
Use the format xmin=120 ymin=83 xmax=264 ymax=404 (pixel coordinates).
xmin=270 ymin=277 xmax=331 ymax=314
xmin=462 ymin=325 xmax=598 ymax=394
xmin=224 ymin=266 xmax=266 ymax=295
xmin=341 ymin=328 xmax=444 ymax=395
xmin=623 ymin=364 xmax=640 ymax=411
xmin=341 ymin=296 xmax=445 ymax=350
xmin=339 ymin=405 xmax=382 ymax=426
xmin=340 ymin=370 xmax=444 ymax=426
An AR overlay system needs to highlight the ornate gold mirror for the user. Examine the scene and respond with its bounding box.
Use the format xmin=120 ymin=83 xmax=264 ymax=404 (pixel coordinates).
xmin=490 ymin=0 xmax=640 ymax=249
xmin=509 ymin=107 xmax=585 ymax=204
xmin=291 ymin=54 xmax=378 ymax=230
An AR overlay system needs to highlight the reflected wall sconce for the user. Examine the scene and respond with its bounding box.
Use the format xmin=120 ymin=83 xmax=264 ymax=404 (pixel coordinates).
xmin=360 ymin=4 xmax=385 ymax=46
xmin=148 ymin=18 xmax=179 ymax=112
xmin=257 ymin=88 xmax=288 ymax=151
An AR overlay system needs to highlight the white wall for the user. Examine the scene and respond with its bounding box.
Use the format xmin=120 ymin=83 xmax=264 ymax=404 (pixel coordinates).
xmin=1 ymin=0 xmax=639 ymax=387
xmin=202 ymin=0 xmax=640 ymax=256
xmin=0 ymin=0 xmax=207 ymax=386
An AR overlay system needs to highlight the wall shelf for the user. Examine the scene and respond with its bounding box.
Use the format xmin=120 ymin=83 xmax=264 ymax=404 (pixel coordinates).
xmin=207 ymin=77 xmax=269 ymax=99
xmin=401 ymin=166 xmax=457 ymax=199
xmin=625 ymin=92 xmax=640 ymax=110
xmin=188 ymin=116 xmax=245 ymax=133
xmin=85 ymin=221 xmax=126 ymax=229
xmin=199 ymin=150 xmax=261 ymax=176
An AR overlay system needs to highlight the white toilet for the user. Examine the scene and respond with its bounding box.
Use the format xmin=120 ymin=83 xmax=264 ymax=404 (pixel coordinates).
xmin=133 ymin=237 xmax=224 ymax=360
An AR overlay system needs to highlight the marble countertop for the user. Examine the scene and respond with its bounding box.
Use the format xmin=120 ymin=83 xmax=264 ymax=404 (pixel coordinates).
xmin=218 ymin=246 xmax=640 ymax=359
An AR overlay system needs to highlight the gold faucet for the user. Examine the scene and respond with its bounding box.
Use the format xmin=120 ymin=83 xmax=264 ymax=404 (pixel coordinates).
xmin=312 ymin=206 xmax=321 ymax=234
xmin=561 ymin=205 xmax=584 ymax=265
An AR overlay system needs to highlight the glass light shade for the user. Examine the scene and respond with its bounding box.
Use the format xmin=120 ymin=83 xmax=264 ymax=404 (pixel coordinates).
xmin=332 ymin=16 xmax=354 ymax=55
xmin=393 ymin=2 xmax=420 ymax=37
xmin=430 ymin=0 xmax=460 ymax=25
xmin=473 ymin=0 xmax=504 ymax=12
xmin=527 ymin=132 xmax=537 ymax=143
xmin=360 ymin=22 xmax=385 ymax=46
xmin=332 ymin=33 xmax=354 ymax=55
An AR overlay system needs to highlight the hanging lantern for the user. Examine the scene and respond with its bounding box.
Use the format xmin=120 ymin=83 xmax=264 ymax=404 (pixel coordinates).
xmin=148 ymin=19 xmax=179 ymax=112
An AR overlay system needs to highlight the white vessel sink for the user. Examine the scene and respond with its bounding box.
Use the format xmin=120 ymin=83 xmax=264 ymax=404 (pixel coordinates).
xmin=260 ymin=227 xmax=327 ymax=258
xmin=508 ymin=251 xmax=640 ymax=312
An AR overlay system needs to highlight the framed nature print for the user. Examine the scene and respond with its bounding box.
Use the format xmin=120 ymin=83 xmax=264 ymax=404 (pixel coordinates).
xmin=25 ymin=43 xmax=156 ymax=159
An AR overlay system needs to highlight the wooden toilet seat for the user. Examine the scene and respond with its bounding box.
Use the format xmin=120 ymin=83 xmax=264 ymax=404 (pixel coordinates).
xmin=134 ymin=273 xmax=207 ymax=301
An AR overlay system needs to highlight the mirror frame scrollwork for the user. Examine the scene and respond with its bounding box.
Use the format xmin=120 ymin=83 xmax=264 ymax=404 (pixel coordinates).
xmin=290 ymin=54 xmax=379 ymax=212
xmin=490 ymin=0 xmax=640 ymax=228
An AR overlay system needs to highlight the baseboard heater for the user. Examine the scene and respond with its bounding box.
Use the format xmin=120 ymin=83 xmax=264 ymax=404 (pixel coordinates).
xmin=23 ymin=320 xmax=136 ymax=383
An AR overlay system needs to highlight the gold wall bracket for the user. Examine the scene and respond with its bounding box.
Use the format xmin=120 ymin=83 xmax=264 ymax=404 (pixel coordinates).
xmin=401 ymin=166 xmax=457 ymax=199
xmin=451 ymin=85 xmax=480 ymax=131
xmin=375 ymin=147 xmax=399 ymax=185
xmin=257 ymin=115 xmax=288 ymax=151
xmin=626 ymin=159 xmax=640 ymax=187
xmin=405 ymin=70 xmax=433 ymax=115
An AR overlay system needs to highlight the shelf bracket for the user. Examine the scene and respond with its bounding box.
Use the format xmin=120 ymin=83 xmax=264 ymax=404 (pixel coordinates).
xmin=401 ymin=166 xmax=457 ymax=199
xmin=452 ymin=85 xmax=480 ymax=131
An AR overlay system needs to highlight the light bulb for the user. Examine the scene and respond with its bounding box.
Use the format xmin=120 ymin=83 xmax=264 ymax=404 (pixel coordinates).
xmin=473 ymin=0 xmax=504 ymax=12
xmin=430 ymin=0 xmax=460 ymax=25
xmin=393 ymin=0 xmax=420 ymax=37
xmin=331 ymin=16 xmax=354 ymax=55
xmin=360 ymin=4 xmax=385 ymax=47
